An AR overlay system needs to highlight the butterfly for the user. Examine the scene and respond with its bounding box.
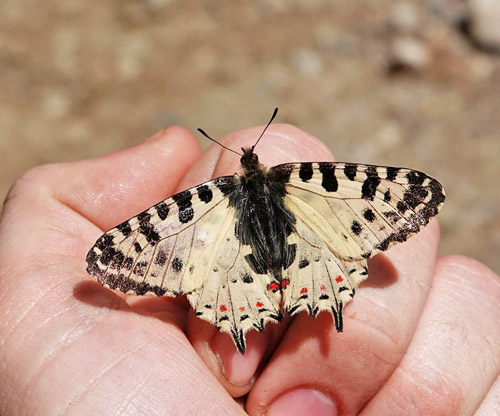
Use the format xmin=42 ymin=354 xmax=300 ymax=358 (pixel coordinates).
xmin=86 ymin=109 xmax=445 ymax=354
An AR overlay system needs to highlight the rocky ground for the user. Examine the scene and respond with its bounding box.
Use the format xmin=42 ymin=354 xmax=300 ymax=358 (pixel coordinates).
xmin=1 ymin=0 xmax=499 ymax=273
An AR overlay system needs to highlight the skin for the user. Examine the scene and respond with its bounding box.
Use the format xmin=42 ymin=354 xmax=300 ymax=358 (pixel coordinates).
xmin=0 ymin=124 xmax=499 ymax=416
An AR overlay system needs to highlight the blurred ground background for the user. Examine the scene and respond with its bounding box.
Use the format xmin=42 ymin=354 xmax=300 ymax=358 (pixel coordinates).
xmin=0 ymin=0 xmax=499 ymax=273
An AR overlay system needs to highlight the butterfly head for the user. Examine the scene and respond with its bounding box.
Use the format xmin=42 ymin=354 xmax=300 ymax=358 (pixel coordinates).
xmin=240 ymin=146 xmax=260 ymax=172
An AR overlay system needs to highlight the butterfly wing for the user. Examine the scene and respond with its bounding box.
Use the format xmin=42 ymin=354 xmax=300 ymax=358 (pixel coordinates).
xmin=86 ymin=176 xmax=281 ymax=353
xmin=278 ymin=162 xmax=445 ymax=323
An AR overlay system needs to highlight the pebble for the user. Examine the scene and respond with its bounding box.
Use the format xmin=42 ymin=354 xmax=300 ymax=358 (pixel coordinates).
xmin=389 ymin=37 xmax=430 ymax=73
xmin=469 ymin=0 xmax=500 ymax=51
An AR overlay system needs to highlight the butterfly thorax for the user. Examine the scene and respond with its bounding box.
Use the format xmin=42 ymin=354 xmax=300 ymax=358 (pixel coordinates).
xmin=225 ymin=149 xmax=297 ymax=286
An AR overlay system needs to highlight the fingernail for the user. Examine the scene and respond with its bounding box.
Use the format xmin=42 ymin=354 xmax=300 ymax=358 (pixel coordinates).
xmin=267 ymin=389 xmax=337 ymax=416
xmin=215 ymin=331 xmax=266 ymax=387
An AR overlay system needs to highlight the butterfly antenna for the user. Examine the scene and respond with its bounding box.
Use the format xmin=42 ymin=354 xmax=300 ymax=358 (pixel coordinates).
xmin=252 ymin=107 xmax=278 ymax=152
xmin=197 ymin=128 xmax=242 ymax=156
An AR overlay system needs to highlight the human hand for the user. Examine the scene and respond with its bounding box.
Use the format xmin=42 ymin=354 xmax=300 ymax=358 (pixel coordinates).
xmin=1 ymin=124 xmax=499 ymax=415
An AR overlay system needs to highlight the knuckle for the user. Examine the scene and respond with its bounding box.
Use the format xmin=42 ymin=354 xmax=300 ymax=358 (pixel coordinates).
xmin=3 ymin=164 xmax=58 ymax=206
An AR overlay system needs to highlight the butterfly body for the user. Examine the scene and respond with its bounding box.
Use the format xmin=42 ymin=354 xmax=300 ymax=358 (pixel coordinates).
xmin=87 ymin=144 xmax=445 ymax=354
xmin=226 ymin=148 xmax=297 ymax=290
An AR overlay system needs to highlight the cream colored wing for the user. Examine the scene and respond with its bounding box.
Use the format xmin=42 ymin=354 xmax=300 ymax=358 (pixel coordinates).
xmin=280 ymin=162 xmax=445 ymax=260
xmin=86 ymin=178 xmax=237 ymax=297
xmin=186 ymin=213 xmax=282 ymax=354
xmin=86 ymin=176 xmax=281 ymax=353
xmin=283 ymin=216 xmax=367 ymax=327
xmin=278 ymin=162 xmax=445 ymax=325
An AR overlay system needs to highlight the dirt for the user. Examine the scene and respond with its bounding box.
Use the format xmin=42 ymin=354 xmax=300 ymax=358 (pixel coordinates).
xmin=1 ymin=0 xmax=499 ymax=273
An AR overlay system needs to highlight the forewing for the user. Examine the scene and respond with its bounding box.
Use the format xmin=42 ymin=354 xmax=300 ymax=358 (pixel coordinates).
xmin=86 ymin=177 xmax=237 ymax=296
xmin=280 ymin=162 xmax=445 ymax=260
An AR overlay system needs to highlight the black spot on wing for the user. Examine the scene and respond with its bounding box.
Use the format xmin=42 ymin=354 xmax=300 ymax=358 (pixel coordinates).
xmin=178 ymin=208 xmax=194 ymax=223
xmin=155 ymin=202 xmax=169 ymax=220
xmin=173 ymin=191 xmax=194 ymax=224
xmin=137 ymin=212 xmax=161 ymax=243
xmin=137 ymin=212 xmax=150 ymax=223
xmin=110 ymin=250 xmax=125 ymax=268
xmin=375 ymin=223 xmax=418 ymax=251
xmin=171 ymin=257 xmax=183 ymax=273
xmin=351 ymin=220 xmax=362 ymax=235
xmin=155 ymin=250 xmax=168 ymax=266
xmin=123 ymin=257 xmax=134 ymax=270
xmin=344 ymin=163 xmax=357 ymax=181
xmin=403 ymin=190 xmax=421 ymax=210
xmin=319 ymin=163 xmax=338 ymax=192
xmin=197 ymin=184 xmax=213 ymax=203
xmin=361 ymin=166 xmax=381 ymax=201
xmin=419 ymin=178 xmax=445 ymax=218
xmin=386 ymin=167 xmax=400 ymax=181
xmin=383 ymin=210 xmax=400 ymax=224
xmin=298 ymin=259 xmax=310 ymax=269
xmin=406 ymin=170 xmax=426 ymax=185
xmin=99 ymin=246 xmax=115 ymax=266
xmin=116 ymin=221 xmax=132 ymax=237
xmin=242 ymin=273 xmax=253 ymax=284
xmin=384 ymin=190 xmax=391 ymax=202
xmin=134 ymin=242 xmax=142 ymax=253
xmin=409 ymin=184 xmax=429 ymax=200
xmin=299 ymin=162 xmax=313 ymax=182
xmin=133 ymin=261 xmax=149 ymax=276
xmin=86 ymin=249 xmax=98 ymax=267
xmin=86 ymin=254 xmax=102 ymax=276
xmin=363 ymin=208 xmax=376 ymax=222
xmin=396 ymin=201 xmax=408 ymax=214
xmin=95 ymin=234 xmax=113 ymax=250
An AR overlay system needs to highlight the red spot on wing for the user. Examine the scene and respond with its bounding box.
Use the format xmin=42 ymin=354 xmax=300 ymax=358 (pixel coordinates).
xmin=281 ymin=279 xmax=290 ymax=288
xmin=219 ymin=305 xmax=227 ymax=312
xmin=267 ymin=282 xmax=280 ymax=292
xmin=320 ymin=285 xmax=326 ymax=290
xmin=335 ymin=275 xmax=344 ymax=283
xmin=256 ymin=301 xmax=264 ymax=308
xmin=300 ymin=287 xmax=308 ymax=294
xmin=239 ymin=306 xmax=245 ymax=312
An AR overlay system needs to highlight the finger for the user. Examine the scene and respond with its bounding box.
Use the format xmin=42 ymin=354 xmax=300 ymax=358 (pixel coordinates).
xmin=360 ymin=255 xmax=500 ymax=415
xmin=247 ymin=215 xmax=441 ymax=414
xmin=475 ymin=374 xmax=500 ymax=416
xmin=186 ymin=124 xmax=334 ymax=398
xmin=53 ymin=125 xmax=200 ymax=233
xmin=62 ymin=126 xmax=200 ymax=229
